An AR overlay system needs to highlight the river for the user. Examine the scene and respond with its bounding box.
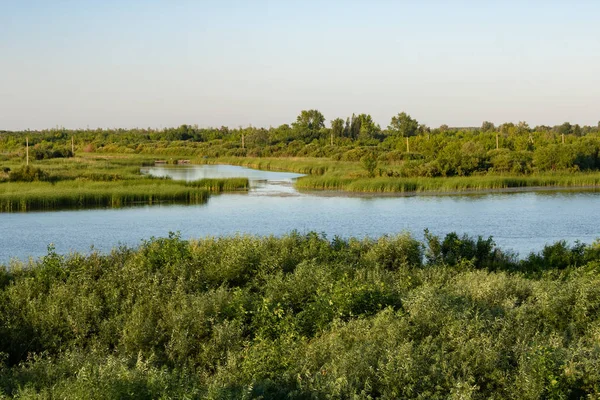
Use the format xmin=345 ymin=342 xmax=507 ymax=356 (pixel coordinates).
xmin=1 ymin=164 xmax=599 ymax=263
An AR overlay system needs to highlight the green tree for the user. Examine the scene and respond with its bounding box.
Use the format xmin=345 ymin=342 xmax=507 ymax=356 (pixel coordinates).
xmin=360 ymin=153 xmax=378 ymax=177
xmin=481 ymin=121 xmax=495 ymax=132
xmin=556 ymin=122 xmax=572 ymax=135
xmin=293 ymin=110 xmax=325 ymax=131
xmin=388 ymin=112 xmax=419 ymax=137
xmin=356 ymin=114 xmax=380 ymax=139
xmin=292 ymin=110 xmax=326 ymax=142
xmin=330 ymin=118 xmax=344 ymax=144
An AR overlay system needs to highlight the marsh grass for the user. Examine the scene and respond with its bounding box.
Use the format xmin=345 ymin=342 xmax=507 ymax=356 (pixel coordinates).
xmin=185 ymin=177 xmax=249 ymax=192
xmin=296 ymin=172 xmax=600 ymax=193
xmin=197 ymin=156 xmax=359 ymax=176
xmin=0 ymin=178 xmax=248 ymax=212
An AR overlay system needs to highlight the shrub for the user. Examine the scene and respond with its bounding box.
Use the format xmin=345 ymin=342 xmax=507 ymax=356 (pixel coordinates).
xmin=8 ymin=165 xmax=49 ymax=182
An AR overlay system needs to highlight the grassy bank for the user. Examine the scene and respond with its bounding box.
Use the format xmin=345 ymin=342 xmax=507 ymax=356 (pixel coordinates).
xmin=196 ymin=156 xmax=355 ymax=176
xmin=196 ymin=156 xmax=600 ymax=194
xmin=0 ymin=178 xmax=248 ymax=212
xmin=6 ymin=154 xmax=600 ymax=196
xmin=0 ymin=232 xmax=599 ymax=398
xmin=295 ymin=172 xmax=600 ymax=193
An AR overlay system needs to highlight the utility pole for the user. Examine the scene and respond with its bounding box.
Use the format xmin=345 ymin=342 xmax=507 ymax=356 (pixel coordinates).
xmin=496 ymin=133 xmax=499 ymax=150
xmin=242 ymin=131 xmax=245 ymax=150
xmin=26 ymin=137 xmax=29 ymax=166
xmin=330 ymin=130 xmax=333 ymax=146
xmin=406 ymin=137 xmax=410 ymax=153
xmin=562 ymin=133 xmax=565 ymax=144
xmin=71 ymin=136 xmax=74 ymax=155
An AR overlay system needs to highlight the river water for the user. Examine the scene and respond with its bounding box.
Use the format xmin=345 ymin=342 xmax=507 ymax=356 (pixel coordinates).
xmin=1 ymin=165 xmax=599 ymax=263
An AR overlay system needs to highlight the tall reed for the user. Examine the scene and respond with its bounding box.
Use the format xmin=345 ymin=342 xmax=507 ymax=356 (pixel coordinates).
xmin=295 ymin=173 xmax=600 ymax=193
xmin=0 ymin=178 xmax=248 ymax=212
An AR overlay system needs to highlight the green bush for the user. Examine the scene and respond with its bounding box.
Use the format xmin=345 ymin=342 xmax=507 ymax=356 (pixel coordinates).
xmin=7 ymin=166 xmax=49 ymax=182
xmin=0 ymin=232 xmax=599 ymax=398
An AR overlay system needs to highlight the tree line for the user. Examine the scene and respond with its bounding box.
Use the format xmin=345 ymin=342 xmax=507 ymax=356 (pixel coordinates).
xmin=1 ymin=111 xmax=600 ymax=177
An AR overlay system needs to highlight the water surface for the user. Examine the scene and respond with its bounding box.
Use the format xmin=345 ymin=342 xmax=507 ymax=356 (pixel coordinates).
xmin=1 ymin=165 xmax=599 ymax=263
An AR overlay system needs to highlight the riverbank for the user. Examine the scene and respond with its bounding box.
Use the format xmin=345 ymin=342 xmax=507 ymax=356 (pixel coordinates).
xmin=194 ymin=155 xmax=600 ymax=194
xmin=0 ymin=156 xmax=249 ymax=211
xmin=4 ymin=154 xmax=600 ymax=202
xmin=295 ymin=173 xmax=600 ymax=194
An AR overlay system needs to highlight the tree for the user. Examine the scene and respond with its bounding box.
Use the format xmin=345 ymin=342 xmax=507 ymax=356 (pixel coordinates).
xmin=481 ymin=121 xmax=495 ymax=132
xmin=556 ymin=122 xmax=572 ymax=135
xmin=330 ymin=118 xmax=344 ymax=145
xmin=292 ymin=110 xmax=326 ymax=142
xmin=293 ymin=110 xmax=325 ymax=131
xmin=344 ymin=117 xmax=351 ymax=138
xmin=516 ymin=121 xmax=530 ymax=135
xmin=388 ymin=112 xmax=419 ymax=137
xmin=355 ymin=114 xmax=380 ymax=139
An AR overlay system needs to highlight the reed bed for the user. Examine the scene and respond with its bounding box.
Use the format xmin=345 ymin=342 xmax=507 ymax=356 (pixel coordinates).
xmin=186 ymin=177 xmax=249 ymax=191
xmin=295 ymin=173 xmax=600 ymax=193
xmin=0 ymin=178 xmax=248 ymax=212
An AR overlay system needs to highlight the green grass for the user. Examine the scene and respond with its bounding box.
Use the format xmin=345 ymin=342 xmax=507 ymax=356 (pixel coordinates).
xmin=0 ymin=156 xmax=249 ymax=211
xmin=7 ymin=154 xmax=600 ymax=196
xmin=198 ymin=156 xmax=600 ymax=194
xmin=197 ymin=156 xmax=358 ymax=176
xmin=296 ymin=172 xmax=600 ymax=193
xmin=0 ymin=178 xmax=248 ymax=212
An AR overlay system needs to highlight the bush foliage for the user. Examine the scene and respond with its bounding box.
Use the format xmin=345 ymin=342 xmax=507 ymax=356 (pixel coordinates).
xmin=1 ymin=232 xmax=600 ymax=398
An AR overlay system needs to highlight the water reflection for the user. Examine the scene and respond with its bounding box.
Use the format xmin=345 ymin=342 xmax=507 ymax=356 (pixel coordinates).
xmin=140 ymin=164 xmax=305 ymax=196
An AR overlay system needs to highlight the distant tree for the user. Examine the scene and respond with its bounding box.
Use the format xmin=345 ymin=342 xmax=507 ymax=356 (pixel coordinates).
xmin=516 ymin=121 xmax=530 ymax=135
xmin=481 ymin=121 xmax=495 ymax=132
xmin=573 ymin=124 xmax=582 ymax=137
xmin=293 ymin=110 xmax=325 ymax=131
xmin=350 ymin=114 xmax=360 ymax=139
xmin=439 ymin=124 xmax=449 ymax=133
xmin=356 ymin=114 xmax=380 ymax=139
xmin=292 ymin=110 xmax=326 ymax=142
xmin=556 ymin=122 xmax=572 ymax=135
xmin=534 ymin=125 xmax=551 ymax=132
xmin=388 ymin=112 xmax=419 ymax=137
xmin=330 ymin=118 xmax=344 ymax=144
xmin=344 ymin=117 xmax=351 ymax=138
xmin=499 ymin=122 xmax=516 ymax=135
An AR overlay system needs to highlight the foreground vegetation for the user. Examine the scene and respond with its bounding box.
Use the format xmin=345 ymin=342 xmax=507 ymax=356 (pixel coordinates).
xmin=1 ymin=232 xmax=600 ymax=399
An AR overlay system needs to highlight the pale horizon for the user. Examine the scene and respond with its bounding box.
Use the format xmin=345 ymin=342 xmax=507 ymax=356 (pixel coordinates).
xmin=2 ymin=0 xmax=599 ymax=131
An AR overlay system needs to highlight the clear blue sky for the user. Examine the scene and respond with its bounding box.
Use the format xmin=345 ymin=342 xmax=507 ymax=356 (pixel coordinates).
xmin=1 ymin=0 xmax=599 ymax=130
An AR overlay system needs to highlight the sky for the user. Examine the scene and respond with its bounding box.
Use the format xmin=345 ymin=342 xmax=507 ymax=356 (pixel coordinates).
xmin=1 ymin=0 xmax=599 ymax=131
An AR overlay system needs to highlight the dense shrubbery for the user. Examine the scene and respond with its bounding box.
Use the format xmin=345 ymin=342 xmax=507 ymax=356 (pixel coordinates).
xmin=29 ymin=143 xmax=73 ymax=160
xmin=7 ymin=166 xmax=49 ymax=182
xmin=1 ymin=232 xmax=600 ymax=398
